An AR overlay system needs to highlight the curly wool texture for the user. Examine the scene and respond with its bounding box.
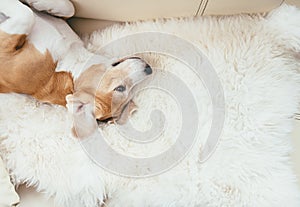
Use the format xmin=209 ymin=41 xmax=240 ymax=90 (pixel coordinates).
xmin=1 ymin=4 xmax=300 ymax=207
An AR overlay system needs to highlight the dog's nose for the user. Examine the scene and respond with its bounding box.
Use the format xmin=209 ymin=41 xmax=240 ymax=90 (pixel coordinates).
xmin=144 ymin=64 xmax=152 ymax=75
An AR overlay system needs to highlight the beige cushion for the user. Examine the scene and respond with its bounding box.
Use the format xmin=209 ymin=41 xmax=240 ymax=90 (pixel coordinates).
xmin=68 ymin=18 xmax=117 ymax=35
xmin=0 ymin=157 xmax=19 ymax=207
xmin=71 ymin=0 xmax=200 ymax=21
xmin=68 ymin=0 xmax=283 ymax=34
xmin=203 ymin=0 xmax=283 ymax=15
xmin=71 ymin=0 xmax=282 ymax=21
xmin=286 ymin=0 xmax=300 ymax=7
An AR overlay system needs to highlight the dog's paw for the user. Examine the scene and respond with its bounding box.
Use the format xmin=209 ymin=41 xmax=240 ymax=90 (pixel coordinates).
xmin=66 ymin=94 xmax=86 ymax=115
xmin=66 ymin=94 xmax=98 ymax=139
xmin=0 ymin=0 xmax=35 ymax=34
xmin=21 ymin=0 xmax=75 ymax=18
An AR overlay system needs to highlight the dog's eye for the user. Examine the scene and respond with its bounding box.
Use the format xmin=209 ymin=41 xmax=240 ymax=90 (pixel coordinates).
xmin=114 ymin=85 xmax=126 ymax=92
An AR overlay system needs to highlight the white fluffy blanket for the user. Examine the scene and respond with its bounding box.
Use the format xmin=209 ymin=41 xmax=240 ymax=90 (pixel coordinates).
xmin=1 ymin=4 xmax=300 ymax=207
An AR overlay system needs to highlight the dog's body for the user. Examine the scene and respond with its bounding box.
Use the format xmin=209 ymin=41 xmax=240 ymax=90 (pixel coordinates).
xmin=0 ymin=0 xmax=152 ymax=130
xmin=0 ymin=0 xmax=82 ymax=105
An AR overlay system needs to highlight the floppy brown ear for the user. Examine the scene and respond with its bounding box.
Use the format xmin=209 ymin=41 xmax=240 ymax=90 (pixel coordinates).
xmin=33 ymin=71 xmax=73 ymax=106
xmin=66 ymin=93 xmax=98 ymax=139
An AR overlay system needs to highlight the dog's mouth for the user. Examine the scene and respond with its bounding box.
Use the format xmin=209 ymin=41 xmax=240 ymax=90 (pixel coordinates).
xmin=96 ymin=118 xmax=113 ymax=125
xmin=96 ymin=99 xmax=134 ymax=125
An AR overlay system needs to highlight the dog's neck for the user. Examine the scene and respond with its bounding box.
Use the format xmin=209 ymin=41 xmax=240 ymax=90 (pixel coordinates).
xmin=56 ymin=45 xmax=109 ymax=80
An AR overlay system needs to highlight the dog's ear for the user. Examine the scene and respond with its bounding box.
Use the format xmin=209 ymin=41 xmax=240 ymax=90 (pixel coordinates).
xmin=66 ymin=93 xmax=98 ymax=139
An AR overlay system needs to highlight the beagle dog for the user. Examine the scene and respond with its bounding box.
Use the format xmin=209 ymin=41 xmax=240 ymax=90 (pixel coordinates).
xmin=0 ymin=0 xmax=152 ymax=135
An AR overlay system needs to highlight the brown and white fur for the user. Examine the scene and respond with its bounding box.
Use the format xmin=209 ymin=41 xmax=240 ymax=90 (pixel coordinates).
xmin=0 ymin=0 xmax=152 ymax=137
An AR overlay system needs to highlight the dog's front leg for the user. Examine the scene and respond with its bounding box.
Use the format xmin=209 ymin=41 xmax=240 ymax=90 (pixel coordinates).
xmin=66 ymin=94 xmax=99 ymax=139
xmin=0 ymin=0 xmax=35 ymax=59
xmin=20 ymin=0 xmax=75 ymax=18
xmin=0 ymin=0 xmax=34 ymax=35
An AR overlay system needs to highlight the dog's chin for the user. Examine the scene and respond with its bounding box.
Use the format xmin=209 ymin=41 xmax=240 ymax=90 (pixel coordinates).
xmin=96 ymin=99 xmax=136 ymax=125
xmin=96 ymin=112 xmax=123 ymax=126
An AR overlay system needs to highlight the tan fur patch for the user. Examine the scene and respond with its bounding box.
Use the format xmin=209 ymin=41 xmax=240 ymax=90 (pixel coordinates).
xmin=33 ymin=71 xmax=74 ymax=105
xmin=0 ymin=30 xmax=74 ymax=105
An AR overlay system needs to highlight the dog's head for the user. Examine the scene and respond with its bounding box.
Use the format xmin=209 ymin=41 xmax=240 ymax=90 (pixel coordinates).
xmin=66 ymin=57 xmax=152 ymax=138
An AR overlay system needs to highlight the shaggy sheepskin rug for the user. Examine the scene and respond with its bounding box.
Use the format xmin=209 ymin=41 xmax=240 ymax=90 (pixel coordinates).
xmin=1 ymin=4 xmax=300 ymax=207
